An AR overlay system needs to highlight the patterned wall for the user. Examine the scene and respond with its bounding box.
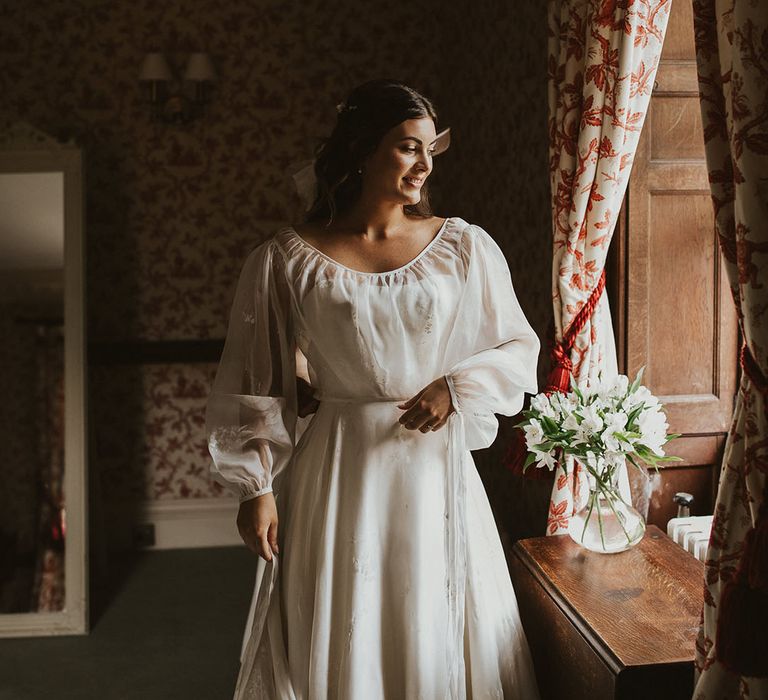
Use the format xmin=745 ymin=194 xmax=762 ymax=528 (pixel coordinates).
xmin=440 ymin=1 xmax=552 ymax=345
xmin=438 ymin=1 xmax=555 ymax=542
xmin=0 ymin=0 xmax=552 ymax=542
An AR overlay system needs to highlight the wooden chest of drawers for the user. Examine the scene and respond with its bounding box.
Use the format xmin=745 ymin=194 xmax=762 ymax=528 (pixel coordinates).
xmin=508 ymin=526 xmax=704 ymax=700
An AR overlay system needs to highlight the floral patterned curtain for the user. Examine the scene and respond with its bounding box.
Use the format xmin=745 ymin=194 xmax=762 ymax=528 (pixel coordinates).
xmin=544 ymin=0 xmax=671 ymax=535
xmin=692 ymin=1 xmax=768 ymax=694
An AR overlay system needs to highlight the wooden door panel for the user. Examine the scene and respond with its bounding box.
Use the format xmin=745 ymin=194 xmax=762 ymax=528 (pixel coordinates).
xmin=627 ymin=124 xmax=737 ymax=434
xmin=654 ymin=62 xmax=699 ymax=93
xmin=649 ymin=98 xmax=705 ymax=159
xmin=647 ymin=163 xmax=709 ymax=190
xmin=649 ymin=464 xmax=719 ymax=523
xmin=614 ymin=0 xmax=739 ymax=527
xmin=666 ymin=434 xmax=726 ymax=465
xmin=661 ymin=0 xmax=696 ymax=60
xmin=648 ymin=193 xmax=715 ymax=397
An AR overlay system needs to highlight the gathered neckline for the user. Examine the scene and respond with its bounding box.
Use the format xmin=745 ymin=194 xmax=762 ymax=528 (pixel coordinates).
xmin=286 ymin=217 xmax=452 ymax=277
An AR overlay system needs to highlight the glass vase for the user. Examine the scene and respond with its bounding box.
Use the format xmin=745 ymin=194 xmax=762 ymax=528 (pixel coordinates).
xmin=567 ymin=468 xmax=646 ymax=554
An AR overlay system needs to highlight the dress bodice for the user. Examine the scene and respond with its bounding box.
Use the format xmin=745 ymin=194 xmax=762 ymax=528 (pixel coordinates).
xmin=273 ymin=217 xmax=468 ymax=400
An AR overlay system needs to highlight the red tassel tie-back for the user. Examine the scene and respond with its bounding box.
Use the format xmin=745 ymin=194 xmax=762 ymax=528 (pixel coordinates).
xmin=543 ymin=269 xmax=606 ymax=394
xmin=544 ymin=340 xmax=575 ymax=396
xmin=740 ymin=341 xmax=768 ymax=395
xmin=505 ymin=270 xmax=606 ymax=478
xmin=715 ymin=342 xmax=768 ymax=678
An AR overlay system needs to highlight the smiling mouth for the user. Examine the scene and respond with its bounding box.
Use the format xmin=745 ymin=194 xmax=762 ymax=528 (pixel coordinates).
xmin=403 ymin=176 xmax=424 ymax=187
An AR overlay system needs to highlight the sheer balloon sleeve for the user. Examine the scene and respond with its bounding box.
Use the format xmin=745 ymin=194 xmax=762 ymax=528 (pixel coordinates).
xmin=443 ymin=224 xmax=540 ymax=450
xmin=205 ymin=239 xmax=298 ymax=503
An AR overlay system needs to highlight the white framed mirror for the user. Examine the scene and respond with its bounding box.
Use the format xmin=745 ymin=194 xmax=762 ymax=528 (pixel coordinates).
xmin=0 ymin=123 xmax=88 ymax=636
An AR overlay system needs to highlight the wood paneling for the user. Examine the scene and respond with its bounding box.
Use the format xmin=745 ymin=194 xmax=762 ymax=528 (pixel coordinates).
xmin=649 ymin=464 xmax=719 ymax=524
xmin=649 ymin=98 xmax=705 ymax=160
xmin=660 ymin=0 xmax=696 ymax=60
xmin=648 ymin=193 xmax=715 ymax=396
xmin=654 ymin=62 xmax=699 ymax=93
xmin=612 ymin=0 xmax=739 ymax=528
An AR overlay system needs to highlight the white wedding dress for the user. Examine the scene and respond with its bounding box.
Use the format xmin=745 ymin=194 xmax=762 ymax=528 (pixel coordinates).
xmin=206 ymin=216 xmax=542 ymax=699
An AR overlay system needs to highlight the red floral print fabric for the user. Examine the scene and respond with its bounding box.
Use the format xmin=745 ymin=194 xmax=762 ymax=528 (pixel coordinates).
xmin=693 ymin=1 xmax=768 ymax=695
xmin=546 ymin=0 xmax=671 ymax=534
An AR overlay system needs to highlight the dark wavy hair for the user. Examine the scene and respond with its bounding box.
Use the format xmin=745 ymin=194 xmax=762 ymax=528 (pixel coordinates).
xmin=304 ymin=79 xmax=440 ymax=226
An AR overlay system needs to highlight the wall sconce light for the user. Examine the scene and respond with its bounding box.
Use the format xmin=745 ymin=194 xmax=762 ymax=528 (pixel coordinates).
xmin=139 ymin=52 xmax=216 ymax=125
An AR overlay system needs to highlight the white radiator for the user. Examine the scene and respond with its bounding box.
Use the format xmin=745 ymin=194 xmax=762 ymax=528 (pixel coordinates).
xmin=666 ymin=515 xmax=713 ymax=562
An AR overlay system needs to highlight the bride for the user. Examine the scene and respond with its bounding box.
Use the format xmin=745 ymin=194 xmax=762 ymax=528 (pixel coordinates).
xmin=206 ymin=78 xmax=542 ymax=699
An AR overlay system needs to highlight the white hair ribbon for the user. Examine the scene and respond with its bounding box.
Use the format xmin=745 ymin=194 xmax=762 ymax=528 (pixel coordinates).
xmin=290 ymin=159 xmax=318 ymax=212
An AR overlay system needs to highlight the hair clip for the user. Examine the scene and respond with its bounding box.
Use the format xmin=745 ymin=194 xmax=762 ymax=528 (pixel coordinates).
xmin=336 ymin=101 xmax=358 ymax=114
xmin=432 ymin=127 xmax=451 ymax=156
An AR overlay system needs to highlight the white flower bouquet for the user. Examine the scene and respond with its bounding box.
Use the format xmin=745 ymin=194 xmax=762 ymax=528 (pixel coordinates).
xmin=516 ymin=367 xmax=681 ymax=551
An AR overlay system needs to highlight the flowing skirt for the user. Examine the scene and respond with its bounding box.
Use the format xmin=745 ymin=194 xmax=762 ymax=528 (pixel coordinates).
xmin=237 ymin=399 xmax=540 ymax=700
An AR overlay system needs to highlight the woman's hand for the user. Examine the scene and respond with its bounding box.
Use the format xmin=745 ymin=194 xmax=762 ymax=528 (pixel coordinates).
xmin=397 ymin=376 xmax=455 ymax=433
xmin=237 ymin=492 xmax=279 ymax=562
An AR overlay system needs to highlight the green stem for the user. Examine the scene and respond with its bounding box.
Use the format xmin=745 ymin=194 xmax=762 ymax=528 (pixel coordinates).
xmin=594 ymin=478 xmax=632 ymax=545
xmin=596 ymin=490 xmax=606 ymax=550
xmin=581 ymin=490 xmax=596 ymax=542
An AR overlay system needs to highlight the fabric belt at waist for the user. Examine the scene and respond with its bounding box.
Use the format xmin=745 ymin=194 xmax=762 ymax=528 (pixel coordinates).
xmin=313 ymin=393 xmax=411 ymax=403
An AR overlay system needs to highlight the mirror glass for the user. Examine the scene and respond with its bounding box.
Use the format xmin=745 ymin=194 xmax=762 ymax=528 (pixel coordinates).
xmin=0 ymin=171 xmax=65 ymax=614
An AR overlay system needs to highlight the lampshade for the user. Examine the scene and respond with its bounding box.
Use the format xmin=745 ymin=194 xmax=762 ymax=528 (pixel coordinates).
xmin=184 ymin=53 xmax=216 ymax=82
xmin=139 ymin=52 xmax=172 ymax=82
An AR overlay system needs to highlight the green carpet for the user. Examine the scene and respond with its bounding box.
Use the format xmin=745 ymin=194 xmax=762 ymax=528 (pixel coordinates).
xmin=0 ymin=546 xmax=257 ymax=700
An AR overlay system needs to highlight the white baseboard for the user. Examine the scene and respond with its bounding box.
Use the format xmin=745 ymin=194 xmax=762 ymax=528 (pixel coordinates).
xmin=117 ymin=498 xmax=245 ymax=549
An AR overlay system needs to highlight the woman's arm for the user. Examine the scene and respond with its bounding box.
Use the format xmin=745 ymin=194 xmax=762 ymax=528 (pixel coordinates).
xmin=397 ymin=224 xmax=539 ymax=445
xmin=205 ymin=239 xmax=298 ymax=560
xmin=442 ymin=224 xmax=540 ymax=448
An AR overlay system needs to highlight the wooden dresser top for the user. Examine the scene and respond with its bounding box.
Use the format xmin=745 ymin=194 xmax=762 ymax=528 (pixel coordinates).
xmin=511 ymin=525 xmax=704 ymax=669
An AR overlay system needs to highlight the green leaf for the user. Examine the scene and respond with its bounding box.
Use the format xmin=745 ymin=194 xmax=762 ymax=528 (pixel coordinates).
xmin=539 ymin=415 xmax=560 ymax=434
xmin=629 ymin=452 xmax=660 ymax=474
xmin=536 ymin=440 xmax=558 ymax=452
xmin=634 ymin=444 xmax=653 ymax=458
xmin=626 ymin=403 xmax=645 ymax=425
xmin=629 ymin=366 xmax=645 ymax=394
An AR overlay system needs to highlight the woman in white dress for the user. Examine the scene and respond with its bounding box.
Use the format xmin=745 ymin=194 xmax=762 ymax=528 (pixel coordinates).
xmin=206 ymin=79 xmax=542 ymax=699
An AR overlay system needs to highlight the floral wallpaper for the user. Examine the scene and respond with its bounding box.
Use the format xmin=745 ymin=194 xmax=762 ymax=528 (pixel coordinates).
xmin=437 ymin=0 xmax=554 ymax=542
xmin=0 ymin=0 xmax=551 ymax=543
xmin=90 ymin=363 xmax=220 ymax=500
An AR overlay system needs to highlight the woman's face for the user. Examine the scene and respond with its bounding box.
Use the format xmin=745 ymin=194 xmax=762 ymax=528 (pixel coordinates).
xmin=360 ymin=117 xmax=438 ymax=207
